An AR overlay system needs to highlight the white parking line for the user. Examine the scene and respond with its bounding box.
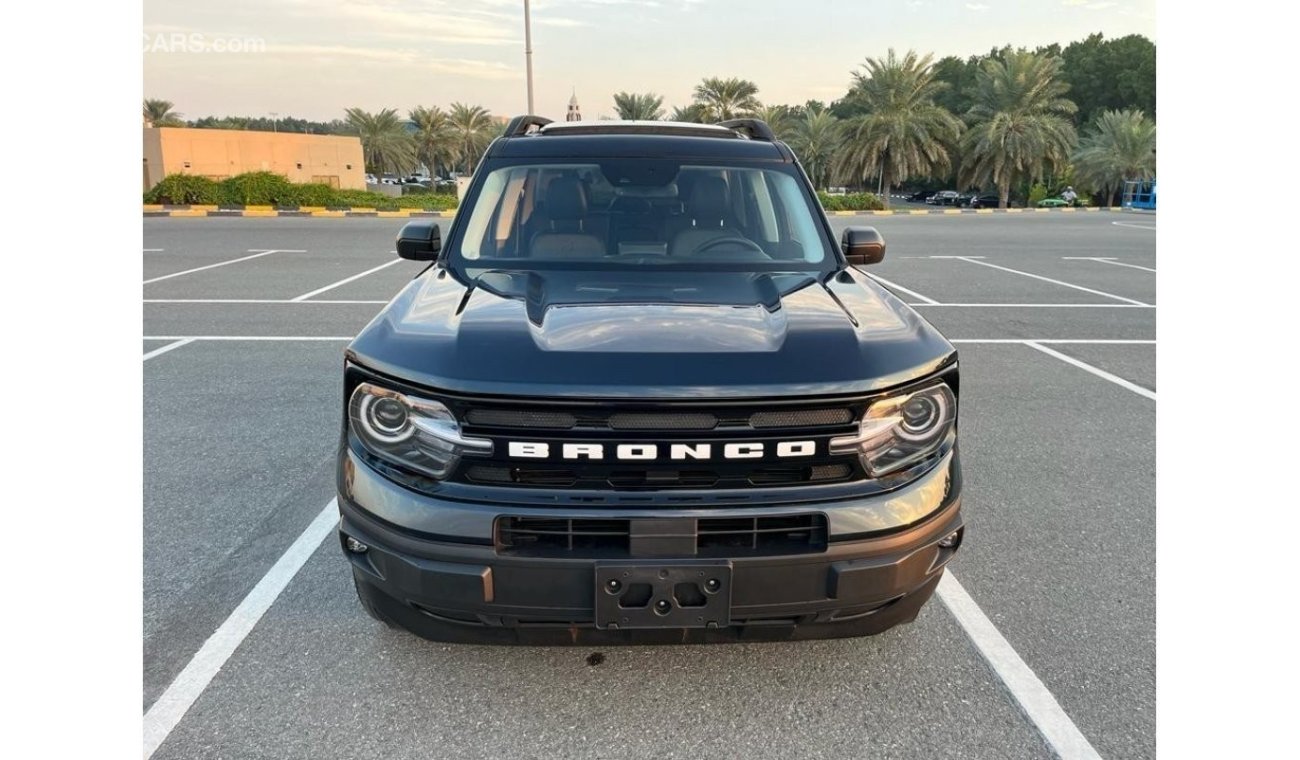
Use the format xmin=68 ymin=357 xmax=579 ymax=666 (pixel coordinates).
xmin=290 ymin=259 xmax=405 ymax=302
xmin=144 ymin=248 xmax=164 ymax=252
xmin=145 ymin=299 xmax=389 ymax=305
xmin=952 ymin=339 xmax=1154 ymax=344
xmin=1112 ymin=221 xmax=1156 ymax=231
xmin=1061 ymin=257 xmax=1157 ymax=273
xmin=1024 ymin=341 xmax=1156 ymax=400
xmin=143 ymin=250 xmax=304 ymax=285
xmin=951 ymin=256 xmax=1150 ymax=306
xmin=938 ymin=573 xmax=1104 ymax=760
xmin=142 ymin=338 xmax=194 ymax=362
xmin=860 ymin=271 xmax=940 ymax=305
xmin=143 ymin=499 xmax=338 ymax=759
xmin=911 ymin=303 xmax=1153 ymax=308
xmin=144 ymin=335 xmax=354 ymax=341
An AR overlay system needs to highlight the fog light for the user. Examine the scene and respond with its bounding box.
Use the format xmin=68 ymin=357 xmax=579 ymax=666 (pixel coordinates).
xmin=937 ymin=530 xmax=962 ymax=549
xmin=345 ymin=536 xmax=369 ymax=554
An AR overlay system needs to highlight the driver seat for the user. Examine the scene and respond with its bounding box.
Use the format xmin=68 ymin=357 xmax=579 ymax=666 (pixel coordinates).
xmin=670 ymin=176 xmax=741 ymax=256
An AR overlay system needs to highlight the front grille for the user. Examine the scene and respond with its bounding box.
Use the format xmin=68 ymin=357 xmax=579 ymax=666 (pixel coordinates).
xmin=460 ymin=405 xmax=854 ymax=432
xmin=453 ymin=395 xmax=865 ymax=492
xmin=465 ymin=463 xmax=852 ymax=489
xmin=496 ymin=514 xmax=827 ymax=558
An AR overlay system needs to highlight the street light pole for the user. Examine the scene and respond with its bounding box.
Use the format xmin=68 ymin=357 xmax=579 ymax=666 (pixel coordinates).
xmin=524 ymin=0 xmax=535 ymax=114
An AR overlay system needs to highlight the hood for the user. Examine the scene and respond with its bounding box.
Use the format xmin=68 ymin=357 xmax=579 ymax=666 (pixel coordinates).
xmin=347 ymin=267 xmax=955 ymax=399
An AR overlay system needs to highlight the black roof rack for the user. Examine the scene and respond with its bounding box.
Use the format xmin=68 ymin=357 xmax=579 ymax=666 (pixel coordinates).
xmin=718 ymin=119 xmax=776 ymax=141
xmin=502 ymin=115 xmax=553 ymax=137
xmin=538 ymin=121 xmax=738 ymax=139
xmin=499 ymin=117 xmax=779 ymax=143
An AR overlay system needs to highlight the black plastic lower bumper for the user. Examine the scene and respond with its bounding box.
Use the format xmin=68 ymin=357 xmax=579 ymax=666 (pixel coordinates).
xmin=338 ymin=493 xmax=962 ymax=645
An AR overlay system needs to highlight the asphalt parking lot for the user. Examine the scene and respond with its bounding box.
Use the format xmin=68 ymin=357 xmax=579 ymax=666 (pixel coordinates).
xmin=143 ymin=210 xmax=1155 ymax=759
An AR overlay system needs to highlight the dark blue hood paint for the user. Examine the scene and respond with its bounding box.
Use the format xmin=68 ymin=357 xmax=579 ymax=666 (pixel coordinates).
xmin=346 ymin=266 xmax=956 ymax=399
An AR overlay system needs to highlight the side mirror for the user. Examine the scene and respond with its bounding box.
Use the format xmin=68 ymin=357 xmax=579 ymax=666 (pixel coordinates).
xmin=841 ymin=226 xmax=886 ymax=266
xmin=396 ymin=221 xmax=441 ymax=261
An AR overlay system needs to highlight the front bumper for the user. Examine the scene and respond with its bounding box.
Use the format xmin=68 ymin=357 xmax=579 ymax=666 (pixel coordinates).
xmin=337 ymin=449 xmax=962 ymax=644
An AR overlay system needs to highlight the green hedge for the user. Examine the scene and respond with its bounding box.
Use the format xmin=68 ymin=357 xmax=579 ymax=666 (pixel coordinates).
xmin=145 ymin=174 xmax=224 ymax=205
xmin=817 ymin=191 xmax=886 ymax=211
xmin=145 ymin=171 xmax=460 ymax=210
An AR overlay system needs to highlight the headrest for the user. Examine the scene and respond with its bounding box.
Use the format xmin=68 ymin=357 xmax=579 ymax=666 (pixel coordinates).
xmin=546 ymin=176 xmax=587 ymax=221
xmin=688 ymin=176 xmax=728 ymax=222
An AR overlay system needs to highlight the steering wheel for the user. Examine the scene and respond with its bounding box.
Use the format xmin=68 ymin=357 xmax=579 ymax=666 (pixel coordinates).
xmin=691 ymin=236 xmax=767 ymax=256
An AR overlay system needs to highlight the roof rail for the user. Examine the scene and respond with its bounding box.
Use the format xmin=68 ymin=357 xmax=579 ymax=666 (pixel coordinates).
xmin=538 ymin=121 xmax=738 ymax=139
xmin=718 ymin=119 xmax=776 ymax=141
xmin=502 ymin=115 xmax=553 ymax=137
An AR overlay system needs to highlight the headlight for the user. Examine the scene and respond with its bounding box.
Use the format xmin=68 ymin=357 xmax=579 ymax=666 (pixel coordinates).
xmin=830 ymin=382 xmax=956 ymax=477
xmin=348 ymin=383 xmax=492 ymax=479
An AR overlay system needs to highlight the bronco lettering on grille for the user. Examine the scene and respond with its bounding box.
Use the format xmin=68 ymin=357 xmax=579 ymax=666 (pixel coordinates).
xmin=506 ymin=441 xmax=817 ymax=460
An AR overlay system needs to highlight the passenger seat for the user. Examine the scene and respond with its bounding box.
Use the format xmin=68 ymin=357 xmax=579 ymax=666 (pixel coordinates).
xmin=529 ymin=177 xmax=605 ymax=259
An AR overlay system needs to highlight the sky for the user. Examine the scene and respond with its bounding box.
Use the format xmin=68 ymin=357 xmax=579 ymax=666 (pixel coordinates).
xmin=143 ymin=0 xmax=1156 ymax=122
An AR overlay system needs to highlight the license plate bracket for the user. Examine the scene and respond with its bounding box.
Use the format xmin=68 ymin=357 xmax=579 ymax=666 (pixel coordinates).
xmin=594 ymin=562 xmax=732 ymax=630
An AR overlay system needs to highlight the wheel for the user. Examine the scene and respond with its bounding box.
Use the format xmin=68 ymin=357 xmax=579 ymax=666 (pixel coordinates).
xmin=352 ymin=572 xmax=396 ymax=628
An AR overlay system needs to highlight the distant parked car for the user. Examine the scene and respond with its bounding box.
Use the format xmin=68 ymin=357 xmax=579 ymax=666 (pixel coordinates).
xmin=968 ymin=194 xmax=1004 ymax=209
xmin=927 ymin=191 xmax=961 ymax=206
xmin=1037 ymin=197 xmax=1069 ymax=208
xmin=365 ymin=173 xmax=378 ymax=185
xmin=955 ymin=193 xmax=977 ymax=207
xmin=907 ymin=190 xmax=938 ymax=203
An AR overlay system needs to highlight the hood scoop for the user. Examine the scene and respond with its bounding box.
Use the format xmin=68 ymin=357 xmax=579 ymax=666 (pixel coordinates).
xmin=531 ymin=303 xmax=789 ymax=353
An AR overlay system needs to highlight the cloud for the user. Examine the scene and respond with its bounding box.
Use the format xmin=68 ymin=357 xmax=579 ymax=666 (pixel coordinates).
xmin=965 ymin=2 xmax=990 ymax=10
xmin=1062 ymin=0 xmax=1119 ymax=8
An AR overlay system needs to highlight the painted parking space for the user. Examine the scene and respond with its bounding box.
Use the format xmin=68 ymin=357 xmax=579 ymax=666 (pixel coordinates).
xmin=150 ymin=540 xmax=1054 ymax=760
xmin=143 ymin=340 xmax=346 ymax=708
xmin=143 ymin=211 xmax=1155 ymax=759
xmin=949 ymin=342 xmax=1156 ymax=759
xmin=1045 ymin=343 xmax=1156 ymax=392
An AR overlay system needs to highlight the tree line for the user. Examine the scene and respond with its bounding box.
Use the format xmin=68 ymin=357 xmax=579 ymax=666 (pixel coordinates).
xmin=612 ymin=34 xmax=1155 ymax=207
xmin=145 ymin=33 xmax=1153 ymax=207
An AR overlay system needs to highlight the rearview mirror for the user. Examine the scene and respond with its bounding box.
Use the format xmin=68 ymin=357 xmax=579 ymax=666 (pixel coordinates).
xmin=841 ymin=226 xmax=886 ymax=266
xmin=396 ymin=221 xmax=441 ymax=261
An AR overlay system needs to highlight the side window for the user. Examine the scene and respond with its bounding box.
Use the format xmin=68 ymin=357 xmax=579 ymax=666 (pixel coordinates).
xmin=747 ymin=171 xmax=780 ymax=243
xmin=766 ymin=172 xmax=820 ymax=262
xmin=459 ymin=168 xmax=511 ymax=260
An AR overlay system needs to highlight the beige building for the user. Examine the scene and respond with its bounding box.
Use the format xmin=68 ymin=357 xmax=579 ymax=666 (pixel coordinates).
xmin=142 ymin=127 xmax=366 ymax=191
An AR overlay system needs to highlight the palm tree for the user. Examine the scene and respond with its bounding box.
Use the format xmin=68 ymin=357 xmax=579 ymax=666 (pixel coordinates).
xmin=143 ymin=99 xmax=183 ymax=127
xmin=1071 ymin=109 xmax=1156 ymax=207
xmin=788 ymin=109 xmax=842 ymax=191
xmin=692 ymin=77 xmax=761 ymax=121
xmin=752 ymin=104 xmax=792 ymax=138
xmin=409 ymin=106 xmax=454 ymax=177
xmin=834 ymin=49 xmax=963 ymax=207
xmin=960 ymin=51 xmax=1078 ymax=208
xmin=344 ymin=107 xmax=416 ymax=175
xmin=612 ymin=92 xmax=665 ymax=121
xmin=669 ymin=103 xmax=708 ymax=123
xmin=447 ymin=102 xmax=496 ymax=174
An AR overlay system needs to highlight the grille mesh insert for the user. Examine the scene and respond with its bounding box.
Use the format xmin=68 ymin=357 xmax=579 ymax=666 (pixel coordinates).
xmin=466 ymin=409 xmax=577 ymax=429
xmin=608 ymin=412 xmax=719 ymax=430
xmin=749 ymin=408 xmax=853 ymax=428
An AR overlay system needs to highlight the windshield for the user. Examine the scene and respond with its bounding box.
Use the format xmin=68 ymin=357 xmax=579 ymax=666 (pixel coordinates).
xmin=450 ymin=160 xmax=836 ymax=273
